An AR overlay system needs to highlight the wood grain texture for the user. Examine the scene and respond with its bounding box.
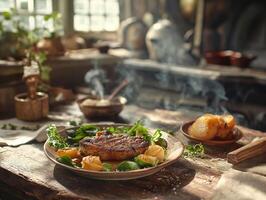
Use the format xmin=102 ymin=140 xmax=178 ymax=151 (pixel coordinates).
xmin=0 ymin=104 xmax=265 ymax=200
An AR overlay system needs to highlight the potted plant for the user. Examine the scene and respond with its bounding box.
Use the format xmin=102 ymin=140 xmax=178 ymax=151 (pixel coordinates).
xmin=36 ymin=12 xmax=65 ymax=57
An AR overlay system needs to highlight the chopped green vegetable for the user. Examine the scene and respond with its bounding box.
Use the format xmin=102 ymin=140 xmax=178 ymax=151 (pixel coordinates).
xmin=183 ymin=144 xmax=205 ymax=158
xmin=127 ymin=121 xmax=151 ymax=142
xmin=103 ymin=163 xmax=113 ymax=172
xmin=47 ymin=124 xmax=69 ymax=149
xmin=151 ymin=129 xmax=162 ymax=142
xmin=56 ymin=156 xmax=81 ymax=168
xmin=56 ymin=155 xmax=74 ymax=167
xmin=155 ymin=138 xmax=168 ymax=149
xmin=68 ymin=124 xmax=98 ymax=142
xmin=106 ymin=126 xmax=130 ymax=134
xmin=134 ymin=154 xmax=158 ymax=168
xmin=117 ymin=161 xmax=140 ymax=171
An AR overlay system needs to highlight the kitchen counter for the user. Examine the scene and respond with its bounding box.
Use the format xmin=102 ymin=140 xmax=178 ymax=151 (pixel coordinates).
xmin=0 ymin=104 xmax=266 ymax=200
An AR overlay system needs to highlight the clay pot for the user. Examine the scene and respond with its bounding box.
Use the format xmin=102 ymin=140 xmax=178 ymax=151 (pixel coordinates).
xmin=14 ymin=92 xmax=49 ymax=121
xmin=205 ymin=50 xmax=233 ymax=65
xmin=37 ymin=37 xmax=65 ymax=57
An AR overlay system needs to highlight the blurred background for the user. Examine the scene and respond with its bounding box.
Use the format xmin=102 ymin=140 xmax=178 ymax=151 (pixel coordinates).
xmin=0 ymin=0 xmax=266 ymax=131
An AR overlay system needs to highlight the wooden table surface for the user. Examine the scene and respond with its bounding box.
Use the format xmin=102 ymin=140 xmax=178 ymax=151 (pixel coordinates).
xmin=0 ymin=104 xmax=265 ymax=200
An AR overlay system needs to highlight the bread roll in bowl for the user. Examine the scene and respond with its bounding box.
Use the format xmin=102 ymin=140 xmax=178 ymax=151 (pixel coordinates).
xmin=188 ymin=114 xmax=220 ymax=140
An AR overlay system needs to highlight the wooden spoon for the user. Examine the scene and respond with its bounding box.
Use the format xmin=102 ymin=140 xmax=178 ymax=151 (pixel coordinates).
xmin=107 ymin=79 xmax=129 ymax=101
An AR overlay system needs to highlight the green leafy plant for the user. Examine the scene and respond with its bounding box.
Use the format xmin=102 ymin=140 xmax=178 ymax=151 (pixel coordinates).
xmin=43 ymin=12 xmax=63 ymax=38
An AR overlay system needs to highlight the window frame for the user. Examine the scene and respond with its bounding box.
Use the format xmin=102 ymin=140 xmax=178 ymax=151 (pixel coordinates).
xmin=61 ymin=0 xmax=132 ymax=39
xmin=0 ymin=0 xmax=58 ymax=30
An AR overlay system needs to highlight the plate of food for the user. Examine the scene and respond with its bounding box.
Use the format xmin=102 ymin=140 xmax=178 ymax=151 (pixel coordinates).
xmin=181 ymin=114 xmax=243 ymax=146
xmin=44 ymin=121 xmax=184 ymax=180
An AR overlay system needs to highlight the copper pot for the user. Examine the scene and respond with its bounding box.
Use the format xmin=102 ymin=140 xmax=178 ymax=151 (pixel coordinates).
xmin=37 ymin=37 xmax=65 ymax=57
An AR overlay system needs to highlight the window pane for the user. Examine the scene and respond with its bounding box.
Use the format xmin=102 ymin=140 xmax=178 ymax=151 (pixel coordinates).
xmin=35 ymin=0 xmax=52 ymax=13
xmin=36 ymin=15 xmax=53 ymax=31
xmin=0 ymin=0 xmax=14 ymax=11
xmin=90 ymin=0 xmax=104 ymax=15
xmin=74 ymin=0 xmax=89 ymax=14
xmin=105 ymin=0 xmax=119 ymax=15
xmin=104 ymin=15 xmax=119 ymax=31
xmin=29 ymin=16 xmax=35 ymax=30
xmin=74 ymin=15 xmax=89 ymax=31
xmin=19 ymin=16 xmax=30 ymax=29
xmin=17 ymin=0 xmax=33 ymax=12
xmin=90 ymin=15 xmax=104 ymax=31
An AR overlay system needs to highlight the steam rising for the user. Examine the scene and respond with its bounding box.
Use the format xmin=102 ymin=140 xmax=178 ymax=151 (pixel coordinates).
xmin=84 ymin=61 xmax=105 ymax=99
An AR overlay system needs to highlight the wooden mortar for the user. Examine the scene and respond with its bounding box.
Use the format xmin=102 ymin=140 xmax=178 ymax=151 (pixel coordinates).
xmin=15 ymin=92 xmax=49 ymax=121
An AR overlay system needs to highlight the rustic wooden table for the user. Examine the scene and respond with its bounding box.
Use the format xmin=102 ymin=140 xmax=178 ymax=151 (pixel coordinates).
xmin=0 ymin=104 xmax=265 ymax=200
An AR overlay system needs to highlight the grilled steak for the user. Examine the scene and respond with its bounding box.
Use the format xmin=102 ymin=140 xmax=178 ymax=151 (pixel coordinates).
xmin=79 ymin=134 xmax=149 ymax=161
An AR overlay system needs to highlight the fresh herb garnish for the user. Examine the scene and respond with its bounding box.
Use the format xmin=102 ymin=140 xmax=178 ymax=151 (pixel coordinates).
xmin=1 ymin=124 xmax=7 ymax=129
xmin=1 ymin=123 xmax=40 ymax=131
xmin=47 ymin=124 xmax=69 ymax=149
xmin=106 ymin=126 xmax=130 ymax=134
xmin=127 ymin=121 xmax=152 ymax=142
xmin=183 ymin=144 xmax=205 ymax=158
xmin=1 ymin=123 xmax=17 ymax=130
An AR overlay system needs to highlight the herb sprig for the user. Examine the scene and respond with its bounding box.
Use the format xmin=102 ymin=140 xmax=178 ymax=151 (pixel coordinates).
xmin=183 ymin=144 xmax=205 ymax=158
xmin=47 ymin=124 xmax=69 ymax=149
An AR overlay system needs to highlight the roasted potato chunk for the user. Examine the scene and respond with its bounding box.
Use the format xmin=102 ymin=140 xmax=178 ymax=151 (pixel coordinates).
xmin=56 ymin=147 xmax=80 ymax=159
xmin=216 ymin=115 xmax=236 ymax=139
xmin=188 ymin=114 xmax=219 ymax=140
xmin=144 ymin=145 xmax=165 ymax=162
xmin=81 ymin=156 xmax=103 ymax=171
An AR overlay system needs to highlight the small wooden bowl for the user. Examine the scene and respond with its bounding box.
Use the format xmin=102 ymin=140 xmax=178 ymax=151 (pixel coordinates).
xmin=180 ymin=121 xmax=243 ymax=146
xmin=77 ymin=96 xmax=127 ymax=118
xmin=14 ymin=92 xmax=49 ymax=121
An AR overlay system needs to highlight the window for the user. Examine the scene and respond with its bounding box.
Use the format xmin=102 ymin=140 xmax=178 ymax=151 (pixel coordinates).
xmin=0 ymin=0 xmax=54 ymax=30
xmin=74 ymin=0 xmax=120 ymax=32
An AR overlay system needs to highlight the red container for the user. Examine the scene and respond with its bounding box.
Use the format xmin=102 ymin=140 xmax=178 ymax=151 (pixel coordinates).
xmin=230 ymin=52 xmax=256 ymax=68
xmin=205 ymin=50 xmax=233 ymax=65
